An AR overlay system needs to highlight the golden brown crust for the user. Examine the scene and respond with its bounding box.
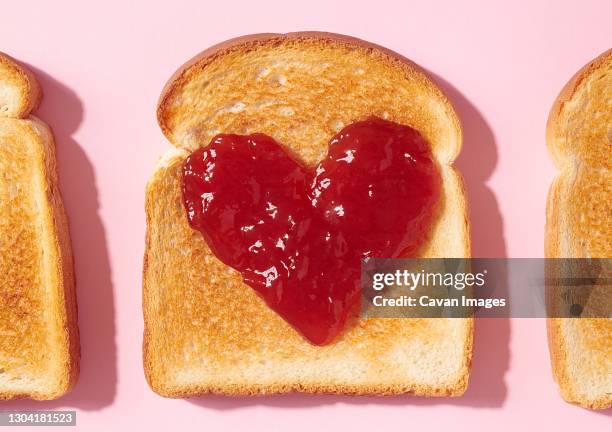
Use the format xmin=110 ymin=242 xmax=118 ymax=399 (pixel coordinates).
xmin=545 ymin=49 xmax=612 ymax=410
xmin=146 ymin=33 xmax=471 ymax=398
xmin=546 ymin=49 xmax=612 ymax=170
xmin=34 ymin=118 xmax=80 ymax=399
xmin=157 ymin=32 xmax=462 ymax=161
xmin=0 ymin=52 xmax=41 ymax=119
xmin=546 ymin=49 xmax=612 ymax=165
xmin=0 ymin=60 xmax=78 ymax=400
xmin=149 ymin=379 xmax=470 ymax=399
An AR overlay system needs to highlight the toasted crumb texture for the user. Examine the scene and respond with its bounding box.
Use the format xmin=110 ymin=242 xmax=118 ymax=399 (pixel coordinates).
xmin=0 ymin=53 xmax=78 ymax=400
xmin=545 ymin=49 xmax=611 ymax=410
xmin=145 ymin=33 xmax=472 ymax=397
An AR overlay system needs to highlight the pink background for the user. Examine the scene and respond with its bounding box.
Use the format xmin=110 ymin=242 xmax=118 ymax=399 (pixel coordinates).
xmin=1 ymin=0 xmax=611 ymax=430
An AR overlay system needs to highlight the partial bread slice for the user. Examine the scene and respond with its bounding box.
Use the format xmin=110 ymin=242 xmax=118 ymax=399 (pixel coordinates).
xmin=0 ymin=54 xmax=40 ymax=119
xmin=0 ymin=53 xmax=78 ymax=400
xmin=545 ymin=49 xmax=611 ymax=409
xmin=144 ymin=33 xmax=472 ymax=397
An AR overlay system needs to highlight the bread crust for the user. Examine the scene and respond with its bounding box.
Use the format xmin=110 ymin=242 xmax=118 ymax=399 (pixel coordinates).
xmin=157 ymin=32 xmax=462 ymax=160
xmin=545 ymin=49 xmax=611 ymax=410
xmin=0 ymin=55 xmax=79 ymax=400
xmin=546 ymin=49 xmax=612 ymax=168
xmin=0 ymin=52 xmax=41 ymax=119
xmin=146 ymin=32 xmax=471 ymax=397
xmin=32 ymin=118 xmax=80 ymax=400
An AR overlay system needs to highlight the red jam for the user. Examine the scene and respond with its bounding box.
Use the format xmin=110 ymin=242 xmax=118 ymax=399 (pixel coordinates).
xmin=182 ymin=117 xmax=441 ymax=345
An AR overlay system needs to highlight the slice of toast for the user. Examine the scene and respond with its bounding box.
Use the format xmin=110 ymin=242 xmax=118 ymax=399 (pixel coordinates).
xmin=545 ymin=49 xmax=611 ymax=409
xmin=144 ymin=33 xmax=472 ymax=397
xmin=0 ymin=53 xmax=79 ymax=400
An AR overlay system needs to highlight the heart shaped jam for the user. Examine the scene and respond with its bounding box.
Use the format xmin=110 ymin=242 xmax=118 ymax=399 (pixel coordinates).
xmin=182 ymin=117 xmax=441 ymax=345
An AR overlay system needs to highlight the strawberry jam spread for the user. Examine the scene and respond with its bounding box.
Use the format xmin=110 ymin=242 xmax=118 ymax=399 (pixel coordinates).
xmin=182 ymin=117 xmax=441 ymax=345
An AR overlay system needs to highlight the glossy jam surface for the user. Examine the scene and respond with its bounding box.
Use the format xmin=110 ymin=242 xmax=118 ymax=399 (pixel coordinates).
xmin=182 ymin=117 xmax=441 ymax=345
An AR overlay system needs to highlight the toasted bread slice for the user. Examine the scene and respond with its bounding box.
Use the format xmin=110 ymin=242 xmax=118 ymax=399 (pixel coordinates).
xmin=545 ymin=49 xmax=611 ymax=409
xmin=144 ymin=33 xmax=472 ymax=397
xmin=0 ymin=53 xmax=78 ymax=400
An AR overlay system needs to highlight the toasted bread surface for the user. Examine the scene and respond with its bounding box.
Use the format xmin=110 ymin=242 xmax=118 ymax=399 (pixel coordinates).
xmin=0 ymin=53 xmax=40 ymax=119
xmin=545 ymin=49 xmax=611 ymax=409
xmin=0 ymin=53 xmax=78 ymax=400
xmin=145 ymin=33 xmax=472 ymax=397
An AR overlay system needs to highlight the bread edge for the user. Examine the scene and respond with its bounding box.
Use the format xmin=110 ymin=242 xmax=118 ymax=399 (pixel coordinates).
xmin=156 ymin=31 xmax=462 ymax=162
xmin=34 ymin=118 xmax=80 ymax=401
xmin=0 ymin=52 xmax=41 ymax=119
xmin=545 ymin=48 xmax=612 ymax=168
xmin=147 ymin=377 xmax=472 ymax=399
